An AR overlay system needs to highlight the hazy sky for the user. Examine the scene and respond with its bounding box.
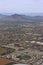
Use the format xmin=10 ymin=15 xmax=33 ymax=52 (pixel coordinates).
xmin=0 ymin=0 xmax=43 ymax=14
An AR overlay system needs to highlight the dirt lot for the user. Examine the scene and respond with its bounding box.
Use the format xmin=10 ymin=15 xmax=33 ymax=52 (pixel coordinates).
xmin=0 ymin=58 xmax=13 ymax=65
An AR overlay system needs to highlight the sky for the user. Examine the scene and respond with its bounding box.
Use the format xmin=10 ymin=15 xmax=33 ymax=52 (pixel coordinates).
xmin=0 ymin=0 xmax=43 ymax=14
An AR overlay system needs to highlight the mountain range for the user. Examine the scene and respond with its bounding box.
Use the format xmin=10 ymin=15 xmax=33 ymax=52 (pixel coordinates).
xmin=0 ymin=14 xmax=43 ymax=24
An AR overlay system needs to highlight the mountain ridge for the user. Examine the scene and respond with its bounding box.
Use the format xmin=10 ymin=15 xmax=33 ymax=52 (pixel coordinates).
xmin=0 ymin=14 xmax=43 ymax=24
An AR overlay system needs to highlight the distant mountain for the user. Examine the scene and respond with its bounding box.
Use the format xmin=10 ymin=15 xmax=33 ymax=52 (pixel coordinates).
xmin=8 ymin=14 xmax=43 ymax=20
xmin=0 ymin=14 xmax=43 ymax=24
xmin=1 ymin=14 xmax=31 ymax=21
xmin=0 ymin=14 xmax=7 ymax=19
xmin=1 ymin=13 xmax=43 ymax=19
